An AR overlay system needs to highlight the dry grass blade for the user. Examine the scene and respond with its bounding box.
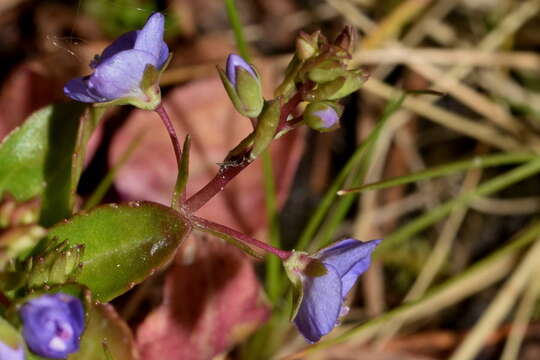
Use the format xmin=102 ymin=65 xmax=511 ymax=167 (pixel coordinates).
xmin=449 ymin=238 xmax=540 ymax=360
xmin=500 ymin=265 xmax=540 ymax=360
xmin=363 ymin=79 xmax=526 ymax=152
xmin=352 ymin=48 xmax=540 ymax=70
xmin=375 ymin=164 xmax=483 ymax=346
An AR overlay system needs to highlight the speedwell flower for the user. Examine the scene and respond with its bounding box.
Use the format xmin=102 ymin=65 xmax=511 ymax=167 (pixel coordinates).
xmin=19 ymin=293 xmax=85 ymax=359
xmin=64 ymin=12 xmax=169 ymax=110
xmin=284 ymin=238 xmax=380 ymax=343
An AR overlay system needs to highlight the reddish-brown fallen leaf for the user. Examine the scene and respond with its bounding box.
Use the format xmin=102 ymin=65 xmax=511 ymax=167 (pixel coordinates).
xmin=110 ymin=72 xmax=304 ymax=236
xmin=0 ymin=61 xmax=64 ymax=137
xmin=136 ymin=237 xmax=270 ymax=360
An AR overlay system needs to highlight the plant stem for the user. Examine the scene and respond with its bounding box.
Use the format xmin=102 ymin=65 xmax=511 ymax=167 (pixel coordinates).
xmin=155 ymin=103 xmax=182 ymax=168
xmin=0 ymin=291 xmax=10 ymax=307
xmin=155 ymin=103 xmax=186 ymax=206
xmin=192 ymin=215 xmax=292 ymax=260
xmin=185 ymin=91 xmax=305 ymax=213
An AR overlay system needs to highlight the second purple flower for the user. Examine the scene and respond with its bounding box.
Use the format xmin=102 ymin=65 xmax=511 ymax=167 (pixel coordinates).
xmin=284 ymin=238 xmax=380 ymax=343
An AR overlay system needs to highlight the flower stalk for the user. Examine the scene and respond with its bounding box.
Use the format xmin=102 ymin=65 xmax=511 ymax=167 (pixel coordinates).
xmin=155 ymin=103 xmax=188 ymax=207
xmin=192 ymin=216 xmax=292 ymax=260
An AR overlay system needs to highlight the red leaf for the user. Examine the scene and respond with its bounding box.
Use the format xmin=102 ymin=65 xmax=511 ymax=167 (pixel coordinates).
xmin=0 ymin=61 xmax=62 ymax=137
xmin=136 ymin=237 xmax=270 ymax=360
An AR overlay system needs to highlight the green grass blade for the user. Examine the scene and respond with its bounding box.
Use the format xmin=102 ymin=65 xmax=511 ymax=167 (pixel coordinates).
xmin=296 ymin=93 xmax=406 ymax=251
xmin=224 ymin=0 xmax=251 ymax=61
xmin=375 ymin=158 xmax=540 ymax=256
xmin=263 ymin=150 xmax=283 ymax=302
xmin=84 ymin=131 xmax=144 ymax=210
xmin=339 ymin=152 xmax=534 ymax=195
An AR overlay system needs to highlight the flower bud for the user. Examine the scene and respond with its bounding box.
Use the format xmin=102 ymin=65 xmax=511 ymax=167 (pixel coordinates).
xmin=334 ymin=25 xmax=357 ymax=54
xmin=306 ymin=60 xmax=347 ymax=84
xmin=296 ymin=31 xmax=322 ymax=60
xmin=20 ymin=293 xmax=85 ymax=359
xmin=304 ymin=101 xmax=343 ymax=132
xmin=305 ymin=69 xmax=367 ymax=101
xmin=219 ymin=54 xmax=264 ymax=118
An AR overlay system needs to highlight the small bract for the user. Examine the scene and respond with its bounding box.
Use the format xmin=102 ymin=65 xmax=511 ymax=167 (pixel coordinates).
xmin=64 ymin=12 xmax=169 ymax=110
xmin=284 ymin=238 xmax=380 ymax=343
xmin=19 ymin=293 xmax=85 ymax=359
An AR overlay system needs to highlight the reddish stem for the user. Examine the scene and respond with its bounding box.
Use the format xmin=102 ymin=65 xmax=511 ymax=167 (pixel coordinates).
xmin=276 ymin=91 xmax=303 ymax=132
xmin=192 ymin=215 xmax=292 ymax=260
xmin=155 ymin=103 xmax=182 ymax=168
xmin=0 ymin=291 xmax=11 ymax=308
xmin=185 ymin=91 xmax=306 ymax=213
xmin=156 ymin=103 xmax=187 ymax=205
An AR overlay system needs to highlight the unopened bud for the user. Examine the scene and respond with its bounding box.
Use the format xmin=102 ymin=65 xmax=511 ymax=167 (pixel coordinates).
xmin=334 ymin=26 xmax=357 ymax=54
xmin=296 ymin=31 xmax=321 ymax=60
xmin=304 ymin=102 xmax=343 ymax=132
xmin=305 ymin=69 xmax=367 ymax=101
xmin=219 ymin=54 xmax=264 ymax=118
xmin=307 ymin=60 xmax=347 ymax=83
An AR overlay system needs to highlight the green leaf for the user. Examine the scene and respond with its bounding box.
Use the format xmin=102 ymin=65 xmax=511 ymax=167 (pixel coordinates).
xmin=69 ymin=290 xmax=138 ymax=360
xmin=46 ymin=202 xmax=191 ymax=301
xmin=0 ymin=103 xmax=85 ymax=207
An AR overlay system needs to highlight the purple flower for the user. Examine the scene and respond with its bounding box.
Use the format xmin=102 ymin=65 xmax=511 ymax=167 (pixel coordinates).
xmin=19 ymin=293 xmax=85 ymax=359
xmin=304 ymin=101 xmax=343 ymax=132
xmin=0 ymin=342 xmax=24 ymax=360
xmin=64 ymin=12 xmax=169 ymax=109
xmin=285 ymin=239 xmax=380 ymax=343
